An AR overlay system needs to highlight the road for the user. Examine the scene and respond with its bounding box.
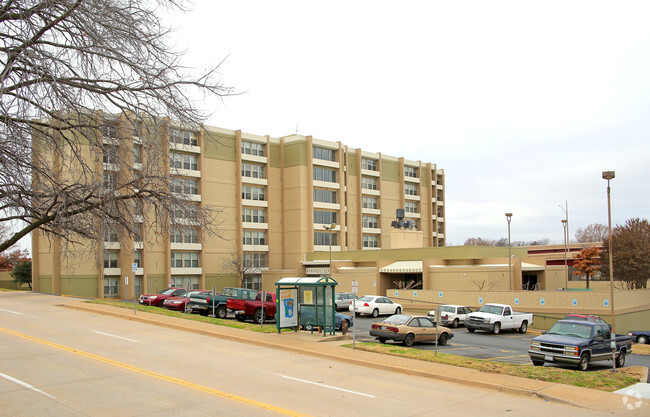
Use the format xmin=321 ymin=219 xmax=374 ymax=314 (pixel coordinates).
xmin=0 ymin=292 xmax=629 ymax=416
xmin=347 ymin=312 xmax=650 ymax=371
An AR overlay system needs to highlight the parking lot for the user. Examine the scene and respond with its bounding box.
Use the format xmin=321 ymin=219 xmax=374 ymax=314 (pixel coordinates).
xmin=345 ymin=313 xmax=650 ymax=370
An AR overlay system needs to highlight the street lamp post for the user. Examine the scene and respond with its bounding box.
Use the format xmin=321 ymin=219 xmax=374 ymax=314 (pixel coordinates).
xmin=505 ymin=213 xmax=513 ymax=291
xmin=562 ymin=219 xmax=568 ymax=290
xmin=602 ymin=171 xmax=616 ymax=372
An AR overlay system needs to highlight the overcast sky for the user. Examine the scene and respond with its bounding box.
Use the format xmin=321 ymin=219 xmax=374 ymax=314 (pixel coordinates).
xmin=167 ymin=1 xmax=649 ymax=246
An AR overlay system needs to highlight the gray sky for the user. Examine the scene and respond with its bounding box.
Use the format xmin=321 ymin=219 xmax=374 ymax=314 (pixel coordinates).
xmin=169 ymin=0 xmax=650 ymax=246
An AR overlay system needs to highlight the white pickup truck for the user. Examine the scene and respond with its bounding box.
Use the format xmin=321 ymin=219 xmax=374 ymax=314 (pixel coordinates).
xmin=466 ymin=303 xmax=533 ymax=335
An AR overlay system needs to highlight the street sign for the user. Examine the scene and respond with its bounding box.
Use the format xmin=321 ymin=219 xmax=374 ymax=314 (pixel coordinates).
xmin=132 ymin=263 xmax=138 ymax=272
xmin=351 ymin=281 xmax=358 ymax=294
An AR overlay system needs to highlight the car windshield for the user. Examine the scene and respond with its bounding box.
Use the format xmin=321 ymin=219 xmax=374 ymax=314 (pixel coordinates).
xmin=438 ymin=306 xmax=454 ymax=313
xmin=478 ymin=305 xmax=504 ymax=315
xmin=161 ymin=288 xmax=179 ymax=295
xmin=221 ymin=288 xmax=237 ymax=297
xmin=382 ymin=315 xmax=411 ymax=325
xmin=548 ymin=322 xmax=593 ymax=339
xmin=358 ymin=296 xmax=374 ymax=302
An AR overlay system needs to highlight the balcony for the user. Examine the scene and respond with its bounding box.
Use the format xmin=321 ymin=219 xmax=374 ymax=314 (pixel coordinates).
xmin=103 ymin=268 xmax=121 ymax=276
xmin=361 ymin=168 xmax=380 ymax=177
xmin=241 ymin=153 xmax=267 ymax=164
xmin=362 ymin=227 xmax=381 ymax=234
xmin=170 ymin=168 xmax=201 ymax=178
xmin=313 ymin=179 xmax=340 ymax=190
xmin=241 ymin=176 xmax=268 ymax=186
xmin=169 ymin=142 xmax=200 ymax=154
xmin=242 ymin=222 xmax=269 ymax=230
xmin=404 ymin=176 xmax=420 ymax=184
xmin=312 ymin=158 xmax=339 ymax=169
xmin=361 ymin=188 xmax=380 ymax=196
xmin=103 ymin=242 xmax=121 ymax=250
xmin=171 ymin=267 xmax=203 ymax=275
xmin=242 ymin=244 xmax=269 ymax=252
xmin=170 ymin=242 xmax=202 ymax=251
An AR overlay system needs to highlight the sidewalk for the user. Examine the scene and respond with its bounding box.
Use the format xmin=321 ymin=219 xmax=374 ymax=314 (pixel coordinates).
xmin=64 ymin=300 xmax=649 ymax=414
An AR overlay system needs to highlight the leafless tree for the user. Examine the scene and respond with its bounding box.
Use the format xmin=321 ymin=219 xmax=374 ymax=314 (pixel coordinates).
xmin=575 ymin=223 xmax=609 ymax=243
xmin=0 ymin=1 xmax=233 ymax=253
xmin=473 ymin=279 xmax=497 ymax=291
xmin=224 ymin=253 xmax=259 ymax=288
xmin=392 ymin=279 xmax=421 ymax=290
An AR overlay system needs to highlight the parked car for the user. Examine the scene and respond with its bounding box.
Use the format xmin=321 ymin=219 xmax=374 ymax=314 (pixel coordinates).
xmin=370 ymin=314 xmax=454 ymax=346
xmin=138 ymin=288 xmax=186 ymax=307
xmin=529 ymin=319 xmax=631 ymax=371
xmin=349 ymin=295 xmax=402 ymax=318
xmin=162 ymin=290 xmax=211 ymax=311
xmin=302 ymin=312 xmax=354 ymax=332
xmin=628 ymin=330 xmax=650 ymax=344
xmin=427 ymin=305 xmax=472 ymax=328
xmin=228 ymin=291 xmax=277 ymax=323
xmin=466 ymin=303 xmax=533 ymax=334
xmin=187 ymin=287 xmax=257 ymax=318
xmin=334 ymin=293 xmax=358 ymax=310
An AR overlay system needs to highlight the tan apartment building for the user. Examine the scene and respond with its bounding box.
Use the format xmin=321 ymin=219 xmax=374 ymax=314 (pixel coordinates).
xmin=32 ymin=115 xmax=446 ymax=299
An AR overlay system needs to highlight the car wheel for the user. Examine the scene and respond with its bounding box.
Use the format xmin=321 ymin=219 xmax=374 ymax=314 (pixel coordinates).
xmin=157 ymin=300 xmax=165 ymax=307
xmin=403 ymin=333 xmax=415 ymax=347
xmin=372 ymin=309 xmax=379 ymax=318
xmin=438 ymin=333 xmax=449 ymax=346
xmin=467 ymin=327 xmax=475 ymax=333
xmin=305 ymin=324 xmax=313 ymax=331
xmin=378 ymin=338 xmax=386 ymax=344
xmin=532 ymin=360 xmax=544 ymax=366
xmin=616 ymin=351 xmax=626 ymax=368
xmin=578 ymin=353 xmax=590 ymax=371
xmin=451 ymin=318 xmax=459 ymax=328
xmin=492 ymin=322 xmax=501 ymax=335
xmin=253 ymin=310 xmax=264 ymax=324
xmin=199 ymin=310 xmax=208 ymax=317
xmin=519 ymin=321 xmax=528 ymax=334
xmin=638 ymin=335 xmax=649 ymax=344
xmin=236 ymin=314 xmax=246 ymax=322
xmin=395 ymin=307 xmax=402 ymax=314
xmin=216 ymin=306 xmax=227 ymax=319
xmin=355 ymin=312 xmax=361 ymax=317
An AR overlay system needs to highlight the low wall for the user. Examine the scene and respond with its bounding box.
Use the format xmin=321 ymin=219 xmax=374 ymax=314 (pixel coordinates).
xmin=387 ymin=288 xmax=650 ymax=334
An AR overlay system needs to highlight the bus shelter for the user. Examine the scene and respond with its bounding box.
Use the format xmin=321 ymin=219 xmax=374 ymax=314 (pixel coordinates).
xmin=275 ymin=277 xmax=338 ymax=336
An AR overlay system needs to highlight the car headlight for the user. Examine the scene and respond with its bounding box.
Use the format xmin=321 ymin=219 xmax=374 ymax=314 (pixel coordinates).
xmin=530 ymin=342 xmax=540 ymax=351
xmin=485 ymin=318 xmax=491 ymax=324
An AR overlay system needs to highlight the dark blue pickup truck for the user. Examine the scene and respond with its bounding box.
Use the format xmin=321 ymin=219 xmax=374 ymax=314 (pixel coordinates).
xmin=528 ymin=320 xmax=632 ymax=371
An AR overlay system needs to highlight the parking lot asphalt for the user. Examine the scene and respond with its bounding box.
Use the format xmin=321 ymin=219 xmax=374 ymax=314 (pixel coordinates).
xmin=63 ymin=300 xmax=650 ymax=413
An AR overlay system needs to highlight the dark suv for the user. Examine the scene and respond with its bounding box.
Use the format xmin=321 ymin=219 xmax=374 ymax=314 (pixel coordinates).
xmin=563 ymin=314 xmax=611 ymax=329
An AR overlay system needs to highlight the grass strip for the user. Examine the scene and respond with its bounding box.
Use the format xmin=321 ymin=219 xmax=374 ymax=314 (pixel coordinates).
xmin=343 ymin=342 xmax=640 ymax=392
xmin=86 ymin=299 xmax=284 ymax=333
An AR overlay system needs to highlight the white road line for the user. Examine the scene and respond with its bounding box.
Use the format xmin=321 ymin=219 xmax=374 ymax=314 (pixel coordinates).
xmin=0 ymin=308 xmax=22 ymax=315
xmin=92 ymin=330 xmax=139 ymax=343
xmin=279 ymin=374 xmax=375 ymax=398
xmin=0 ymin=371 xmax=56 ymax=399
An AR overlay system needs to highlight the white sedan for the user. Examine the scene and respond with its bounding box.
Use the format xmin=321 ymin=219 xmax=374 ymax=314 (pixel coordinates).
xmin=350 ymin=295 xmax=402 ymax=318
xmin=427 ymin=304 xmax=472 ymax=328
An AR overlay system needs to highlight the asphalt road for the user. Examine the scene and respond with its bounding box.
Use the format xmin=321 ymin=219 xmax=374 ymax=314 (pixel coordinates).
xmin=0 ymin=292 xmax=627 ymax=417
xmin=345 ymin=312 xmax=650 ymax=371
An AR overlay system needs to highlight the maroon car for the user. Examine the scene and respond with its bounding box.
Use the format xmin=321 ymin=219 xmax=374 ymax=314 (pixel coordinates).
xmin=162 ymin=290 xmax=212 ymax=311
xmin=138 ymin=288 xmax=186 ymax=307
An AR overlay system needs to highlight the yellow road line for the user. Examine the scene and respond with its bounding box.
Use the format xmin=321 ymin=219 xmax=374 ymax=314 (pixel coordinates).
xmin=0 ymin=326 xmax=308 ymax=417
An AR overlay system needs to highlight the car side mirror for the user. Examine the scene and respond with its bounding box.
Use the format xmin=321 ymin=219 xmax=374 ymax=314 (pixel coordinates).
xmin=541 ymin=331 xmax=547 ymax=335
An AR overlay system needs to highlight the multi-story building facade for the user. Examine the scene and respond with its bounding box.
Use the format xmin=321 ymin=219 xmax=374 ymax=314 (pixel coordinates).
xmin=31 ymin=117 xmax=445 ymax=299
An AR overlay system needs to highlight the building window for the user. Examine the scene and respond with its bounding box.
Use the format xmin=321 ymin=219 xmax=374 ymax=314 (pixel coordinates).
xmin=243 ymin=231 xmax=266 ymax=245
xmin=362 ymin=196 xmax=378 ymax=209
xmin=133 ymin=144 xmax=142 ymax=164
xmin=133 ymin=251 xmax=142 ymax=268
xmin=172 ymin=204 xmax=198 ymax=220
xmin=362 ymin=215 xmax=378 ymax=229
xmin=242 ymin=208 xmax=266 ymax=223
xmin=361 ymin=176 xmax=378 ymax=190
xmin=102 ymin=124 xmax=119 ymax=138
xmin=313 ymin=146 xmax=336 ymax=162
xmin=170 ymin=252 xmax=199 ymax=268
xmin=104 ymin=277 xmax=119 ymax=296
xmin=171 ymin=227 xmax=199 ymax=243
xmin=170 ymin=129 xmax=198 ymax=146
xmin=134 ymin=277 xmax=142 ymax=296
xmin=361 ymin=158 xmax=377 ymax=171
xmin=313 ymin=167 xmax=337 ymax=183
xmin=404 ymin=183 xmax=418 ymax=196
xmin=241 ymin=141 xmax=265 ymax=156
xmin=134 ymin=224 xmax=143 ymax=243
xmin=313 ymin=210 xmax=337 ymax=225
xmin=102 ymin=146 xmax=118 ymax=164
xmin=404 ymin=166 xmax=418 ymax=178
xmin=405 ymin=201 xmax=418 ymax=213
xmin=437 ymin=192 xmax=443 ymax=202
xmin=243 ymin=253 xmax=267 ymax=268
xmin=363 ymin=235 xmax=379 ymax=248
xmin=103 ymin=252 xmax=118 ymax=268
xmin=242 ymin=185 xmax=265 ymax=201
xmin=183 ymin=179 xmax=198 ymax=195
xmin=104 ymin=228 xmax=118 ymax=243
xmin=242 ymin=274 xmax=262 ymax=290
xmin=102 ymin=173 xmax=117 ymax=188
xmin=171 ymin=153 xmax=198 ymax=171
xmin=314 ymin=231 xmax=338 ymax=246
xmin=313 ymin=188 xmax=336 ymax=203
xmin=169 ymin=178 xmax=182 ymax=193
xmin=241 ymin=163 xmax=265 ymax=179
xmin=171 ymin=276 xmax=199 ymax=290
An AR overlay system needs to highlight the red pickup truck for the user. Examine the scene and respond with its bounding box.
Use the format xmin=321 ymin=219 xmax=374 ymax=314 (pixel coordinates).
xmin=227 ymin=291 xmax=276 ymax=323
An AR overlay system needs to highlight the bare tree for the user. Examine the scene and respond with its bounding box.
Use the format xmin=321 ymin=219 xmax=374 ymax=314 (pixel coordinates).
xmin=392 ymin=279 xmax=421 ymax=290
xmin=575 ymin=223 xmax=609 ymax=243
xmin=473 ymin=279 xmax=497 ymax=291
xmin=0 ymin=1 xmax=233 ymax=253
xmin=224 ymin=253 xmax=259 ymax=288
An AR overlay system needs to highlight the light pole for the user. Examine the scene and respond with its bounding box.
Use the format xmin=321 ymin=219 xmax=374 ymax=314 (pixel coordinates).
xmin=505 ymin=213 xmax=512 ymax=291
xmin=562 ymin=219 xmax=568 ymax=290
xmin=323 ymin=223 xmax=336 ymax=278
xmin=602 ymin=171 xmax=616 ymax=373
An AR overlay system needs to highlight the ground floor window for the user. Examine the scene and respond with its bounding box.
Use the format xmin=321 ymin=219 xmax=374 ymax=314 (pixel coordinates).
xmin=104 ymin=277 xmax=119 ymax=297
xmin=171 ymin=276 xmax=199 ymax=290
xmin=135 ymin=277 xmax=142 ymax=296
xmin=243 ymin=274 xmax=261 ymax=290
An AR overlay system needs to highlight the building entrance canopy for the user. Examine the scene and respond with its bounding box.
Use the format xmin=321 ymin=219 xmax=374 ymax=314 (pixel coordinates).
xmin=380 ymin=261 xmax=423 ymax=274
